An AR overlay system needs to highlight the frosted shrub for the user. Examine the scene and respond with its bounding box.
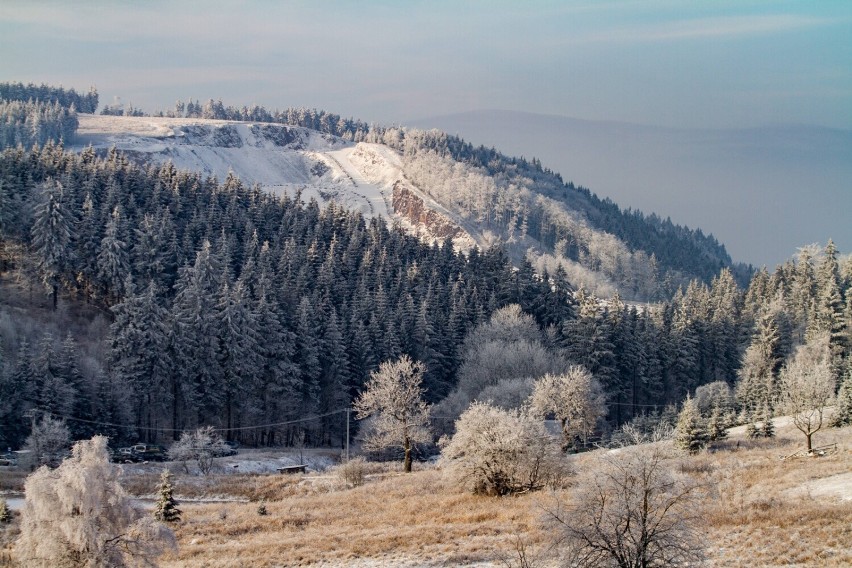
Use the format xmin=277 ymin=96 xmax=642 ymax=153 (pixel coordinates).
xmin=0 ymin=498 xmax=10 ymax=523
xmin=336 ymin=457 xmax=368 ymax=488
xmin=441 ymin=402 xmax=565 ymax=496
xmin=168 ymin=425 xmax=229 ymax=475
xmin=528 ymin=366 xmax=606 ymax=450
xmin=15 ymin=436 xmax=175 ymax=567
xmin=21 ymin=415 xmax=70 ymax=470
xmin=545 ymin=445 xmax=702 ymax=567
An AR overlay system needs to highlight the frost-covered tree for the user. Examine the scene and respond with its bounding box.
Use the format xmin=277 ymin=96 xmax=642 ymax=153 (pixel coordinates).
xmin=528 ymin=366 xmax=606 ymax=450
xmin=778 ymin=334 xmax=836 ymax=452
xmin=673 ymin=396 xmax=707 ymax=454
xmin=694 ymin=380 xmax=735 ymax=419
xmin=353 ymin=355 xmax=431 ymax=473
xmin=15 ymin=436 xmax=175 ymax=567
xmin=706 ymin=403 xmax=728 ymax=442
xmin=96 ymin=206 xmax=130 ymax=302
xmin=545 ymin=445 xmax=702 ymax=568
xmin=153 ymin=470 xmax=181 ymax=523
xmin=830 ymin=366 xmax=852 ymax=428
xmin=22 ymin=414 xmax=70 ymax=470
xmin=168 ymin=426 xmax=229 ymax=475
xmin=440 ymin=402 xmax=563 ymax=495
xmin=0 ymin=497 xmax=11 ymax=523
xmin=30 ymin=179 xmax=74 ymax=309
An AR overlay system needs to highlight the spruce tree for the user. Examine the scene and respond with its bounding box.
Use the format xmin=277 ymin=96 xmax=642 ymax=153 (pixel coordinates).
xmin=30 ymin=178 xmax=74 ymax=309
xmin=830 ymin=367 xmax=852 ymax=428
xmin=707 ymin=403 xmax=728 ymax=442
xmin=760 ymin=402 xmax=775 ymax=438
xmin=674 ymin=396 xmax=708 ymax=454
xmin=0 ymin=497 xmax=10 ymax=523
xmin=153 ymin=470 xmax=181 ymax=523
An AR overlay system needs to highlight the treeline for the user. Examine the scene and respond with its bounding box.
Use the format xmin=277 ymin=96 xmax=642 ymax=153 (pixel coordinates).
xmin=367 ymin=125 xmax=739 ymax=286
xmin=0 ymin=81 xmax=98 ymax=114
xmin=0 ymin=99 xmax=78 ymax=150
xmin=158 ymin=98 xmax=372 ymax=142
xmin=0 ymin=143 xmax=573 ymax=449
xmin=0 ymin=145 xmax=849 ymax=452
xmin=151 ymin=99 xmax=732 ymax=290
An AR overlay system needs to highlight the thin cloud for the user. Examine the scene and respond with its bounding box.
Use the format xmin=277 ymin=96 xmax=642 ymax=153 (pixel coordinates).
xmin=569 ymin=14 xmax=831 ymax=45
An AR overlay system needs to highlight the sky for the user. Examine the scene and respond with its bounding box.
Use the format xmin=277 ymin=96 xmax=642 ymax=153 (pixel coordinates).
xmin=1 ymin=0 xmax=850 ymax=129
xmin=1 ymin=1 xmax=851 ymax=265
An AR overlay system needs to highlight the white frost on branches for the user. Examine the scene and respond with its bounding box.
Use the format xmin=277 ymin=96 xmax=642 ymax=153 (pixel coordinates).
xmin=440 ymin=402 xmax=564 ymax=495
xmin=15 ymin=436 xmax=175 ymax=567
xmin=354 ymin=356 xmax=432 ymax=472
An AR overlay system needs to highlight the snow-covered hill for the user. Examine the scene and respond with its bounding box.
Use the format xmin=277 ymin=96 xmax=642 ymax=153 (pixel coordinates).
xmin=74 ymin=114 xmax=479 ymax=250
xmin=72 ymin=113 xmax=741 ymax=300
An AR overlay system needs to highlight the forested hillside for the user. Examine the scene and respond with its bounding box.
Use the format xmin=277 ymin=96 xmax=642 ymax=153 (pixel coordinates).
xmin=1 ymin=142 xmax=849 ymax=453
xmin=0 ymin=81 xmax=98 ymax=114
xmin=151 ymin=98 xmax=745 ymax=295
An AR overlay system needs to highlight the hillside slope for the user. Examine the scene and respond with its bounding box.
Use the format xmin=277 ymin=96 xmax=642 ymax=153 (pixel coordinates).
xmin=411 ymin=109 xmax=852 ymax=267
xmin=73 ymin=113 xmax=740 ymax=300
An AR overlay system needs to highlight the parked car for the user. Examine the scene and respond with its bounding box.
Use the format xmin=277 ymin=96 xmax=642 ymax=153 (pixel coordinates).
xmin=131 ymin=444 xmax=168 ymax=462
xmin=111 ymin=447 xmax=144 ymax=463
xmin=214 ymin=442 xmax=238 ymax=457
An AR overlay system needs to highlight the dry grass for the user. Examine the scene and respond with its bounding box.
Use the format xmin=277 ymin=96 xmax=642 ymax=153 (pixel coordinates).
xmin=155 ymin=423 xmax=851 ymax=567
xmin=695 ymin=427 xmax=852 ymax=567
xmin=159 ymin=467 xmax=544 ymax=567
xmin=1 ymin=423 xmax=849 ymax=567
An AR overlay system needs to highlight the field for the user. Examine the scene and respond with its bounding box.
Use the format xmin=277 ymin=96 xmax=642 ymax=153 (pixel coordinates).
xmin=2 ymin=421 xmax=850 ymax=567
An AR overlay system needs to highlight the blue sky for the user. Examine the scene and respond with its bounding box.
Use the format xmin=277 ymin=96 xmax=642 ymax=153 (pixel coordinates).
xmin=1 ymin=0 xmax=850 ymax=129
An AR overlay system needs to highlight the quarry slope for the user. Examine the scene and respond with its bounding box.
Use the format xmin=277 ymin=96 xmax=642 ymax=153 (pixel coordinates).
xmin=74 ymin=114 xmax=478 ymax=250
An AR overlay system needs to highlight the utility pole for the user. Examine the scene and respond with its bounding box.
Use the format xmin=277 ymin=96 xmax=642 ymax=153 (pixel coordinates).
xmin=345 ymin=408 xmax=350 ymax=462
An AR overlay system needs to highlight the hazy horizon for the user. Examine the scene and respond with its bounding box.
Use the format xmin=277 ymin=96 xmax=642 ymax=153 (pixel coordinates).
xmin=2 ymin=0 xmax=851 ymax=266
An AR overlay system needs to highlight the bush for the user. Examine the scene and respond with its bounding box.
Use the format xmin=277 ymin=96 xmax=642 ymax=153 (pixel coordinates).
xmin=15 ymin=436 xmax=175 ymax=567
xmin=336 ymin=457 xmax=368 ymax=488
xmin=168 ymin=426 xmax=229 ymax=475
xmin=544 ymin=445 xmax=702 ymax=567
xmin=440 ymin=402 xmax=565 ymax=495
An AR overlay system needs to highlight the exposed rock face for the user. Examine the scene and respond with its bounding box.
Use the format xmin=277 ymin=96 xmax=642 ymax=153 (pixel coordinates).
xmin=391 ymin=182 xmax=462 ymax=239
xmin=249 ymin=124 xmax=302 ymax=148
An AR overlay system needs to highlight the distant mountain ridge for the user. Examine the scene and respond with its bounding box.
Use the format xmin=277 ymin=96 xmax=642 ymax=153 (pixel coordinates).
xmin=409 ymin=109 xmax=852 ymax=268
xmin=68 ymin=111 xmax=744 ymax=300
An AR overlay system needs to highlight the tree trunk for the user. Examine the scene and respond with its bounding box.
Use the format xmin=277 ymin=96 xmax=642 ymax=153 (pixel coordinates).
xmin=403 ymin=437 xmax=412 ymax=473
xmin=52 ymin=284 xmax=58 ymax=310
xmin=806 ymin=431 xmax=812 ymax=452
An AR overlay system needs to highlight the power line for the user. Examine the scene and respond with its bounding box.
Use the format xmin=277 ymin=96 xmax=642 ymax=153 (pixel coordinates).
xmin=27 ymin=405 xmax=352 ymax=435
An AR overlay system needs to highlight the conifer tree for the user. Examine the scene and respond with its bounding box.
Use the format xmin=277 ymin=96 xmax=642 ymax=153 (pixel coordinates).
xmin=96 ymin=206 xmax=130 ymax=303
xmin=30 ymin=178 xmax=74 ymax=309
xmin=0 ymin=497 xmax=10 ymax=523
xmin=674 ymin=396 xmax=708 ymax=454
xmin=153 ymin=470 xmax=181 ymax=523
xmin=707 ymin=403 xmax=728 ymax=442
xmin=830 ymin=366 xmax=852 ymax=428
xmin=760 ymin=402 xmax=775 ymax=438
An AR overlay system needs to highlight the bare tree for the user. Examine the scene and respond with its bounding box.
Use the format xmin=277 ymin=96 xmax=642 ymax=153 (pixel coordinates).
xmin=545 ymin=445 xmax=703 ymax=568
xmin=168 ymin=426 xmax=229 ymax=475
xmin=15 ymin=436 xmax=175 ymax=567
xmin=778 ymin=333 xmax=836 ymax=452
xmin=353 ymin=355 xmax=431 ymax=473
xmin=528 ymin=367 xmax=606 ymax=450
xmin=440 ymin=402 xmax=564 ymax=495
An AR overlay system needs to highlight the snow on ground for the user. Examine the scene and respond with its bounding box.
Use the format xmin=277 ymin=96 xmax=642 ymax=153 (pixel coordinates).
xmin=72 ymin=114 xmax=489 ymax=250
xmin=310 ymin=559 xmax=500 ymax=568
xmin=787 ymin=471 xmax=852 ymax=502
